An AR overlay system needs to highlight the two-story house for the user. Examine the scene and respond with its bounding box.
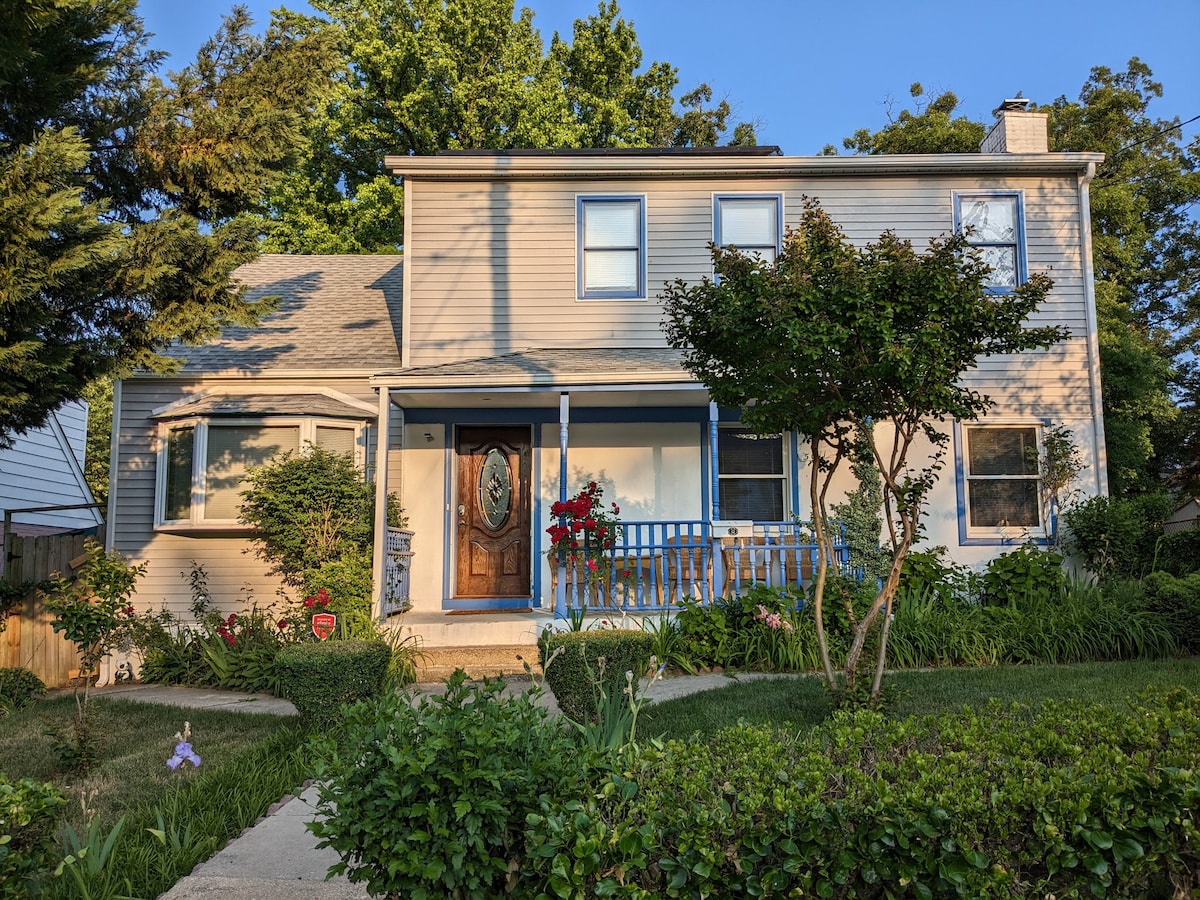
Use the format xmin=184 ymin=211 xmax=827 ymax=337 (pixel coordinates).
xmin=108 ymin=106 xmax=1107 ymax=654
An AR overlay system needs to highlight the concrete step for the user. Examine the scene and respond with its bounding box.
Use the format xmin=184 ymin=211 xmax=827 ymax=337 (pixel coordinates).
xmin=415 ymin=644 xmax=538 ymax=681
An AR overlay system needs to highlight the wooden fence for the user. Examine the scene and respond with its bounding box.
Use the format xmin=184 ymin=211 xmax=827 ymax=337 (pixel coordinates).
xmin=1 ymin=531 xmax=94 ymax=687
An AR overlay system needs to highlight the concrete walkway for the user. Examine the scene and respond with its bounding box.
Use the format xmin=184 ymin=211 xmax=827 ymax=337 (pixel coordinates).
xmin=95 ymin=674 xmax=797 ymax=899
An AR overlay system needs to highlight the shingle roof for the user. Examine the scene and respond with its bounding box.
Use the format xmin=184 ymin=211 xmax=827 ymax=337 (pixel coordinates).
xmin=152 ymin=393 xmax=374 ymax=420
xmin=380 ymin=348 xmax=689 ymax=381
xmin=164 ymin=255 xmax=403 ymax=374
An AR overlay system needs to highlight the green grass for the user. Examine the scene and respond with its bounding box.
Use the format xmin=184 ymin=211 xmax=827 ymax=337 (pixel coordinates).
xmin=637 ymin=658 xmax=1200 ymax=741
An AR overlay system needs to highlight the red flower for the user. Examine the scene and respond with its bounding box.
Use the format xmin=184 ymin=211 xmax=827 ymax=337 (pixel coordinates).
xmin=588 ymin=481 xmax=598 ymax=491
xmin=583 ymin=518 xmax=597 ymax=531
xmin=586 ymin=559 xmax=598 ymax=572
xmin=278 ymin=619 xmax=289 ymax=629
xmin=316 ymin=588 xmax=331 ymax=606
xmin=121 ymin=605 xmax=135 ymax=617
xmin=226 ymin=613 xmax=237 ymax=626
xmin=303 ymin=597 xmax=315 ymax=608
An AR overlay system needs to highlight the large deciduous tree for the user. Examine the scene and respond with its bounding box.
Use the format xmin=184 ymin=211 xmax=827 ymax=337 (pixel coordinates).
xmin=838 ymin=61 xmax=1200 ymax=496
xmin=661 ymin=199 xmax=1065 ymax=700
xmin=0 ymin=0 xmax=339 ymax=446
xmin=261 ymin=0 xmax=756 ymax=253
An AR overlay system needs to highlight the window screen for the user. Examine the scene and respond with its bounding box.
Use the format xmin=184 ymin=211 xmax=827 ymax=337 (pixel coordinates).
xmin=718 ymin=428 xmax=785 ymax=520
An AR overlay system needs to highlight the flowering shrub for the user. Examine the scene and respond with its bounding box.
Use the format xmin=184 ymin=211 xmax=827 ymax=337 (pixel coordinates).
xmin=546 ymin=482 xmax=623 ymax=587
xmin=753 ymin=603 xmax=794 ymax=632
xmin=302 ymin=587 xmax=333 ymax=610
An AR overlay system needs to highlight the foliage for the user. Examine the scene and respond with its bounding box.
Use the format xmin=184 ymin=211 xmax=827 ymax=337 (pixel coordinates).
xmin=538 ymin=629 xmax=654 ymax=724
xmin=829 ymin=428 xmax=890 ymax=584
xmin=0 ymin=668 xmax=46 ymax=712
xmin=274 ymin=640 xmax=391 ymax=731
xmin=546 ymin=480 xmax=623 ymax=591
xmin=893 ymin=547 xmax=979 ymax=609
xmin=261 ymin=0 xmax=756 ymax=253
xmin=239 ymin=445 xmax=396 ymax=620
xmin=525 ymin=689 xmax=1200 ymax=898
xmin=676 ymin=586 xmax=818 ymax=673
xmin=981 ymin=544 xmax=1066 ymax=606
xmin=640 ymin=613 xmax=693 ymax=674
xmin=0 ymin=1 xmax=340 ymax=444
xmin=1036 ymin=422 xmax=1086 ymax=549
xmin=1063 ymin=492 xmax=1175 ymax=577
xmin=80 ymin=377 xmax=112 ymax=508
xmin=0 ymin=774 xmax=64 ymax=898
xmin=1139 ymin=571 xmax=1200 ymax=653
xmin=662 ymin=196 xmax=1064 ymax=700
xmin=310 ymin=672 xmax=588 ymax=898
xmin=840 ymin=83 xmax=985 ymax=154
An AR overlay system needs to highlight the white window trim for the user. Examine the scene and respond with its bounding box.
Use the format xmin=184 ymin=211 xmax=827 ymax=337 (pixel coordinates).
xmin=717 ymin=426 xmax=790 ymax=522
xmin=713 ymin=193 xmax=783 ymax=265
xmin=956 ymin=421 xmax=1047 ymax=545
xmin=576 ymin=194 xmax=647 ymax=301
xmin=154 ymin=416 xmax=366 ymax=531
xmin=952 ymin=190 xmax=1027 ymax=292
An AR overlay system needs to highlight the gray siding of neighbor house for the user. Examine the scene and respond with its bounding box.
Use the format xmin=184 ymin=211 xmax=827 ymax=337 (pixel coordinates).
xmin=404 ymin=173 xmax=1093 ymax=419
xmin=111 ymin=376 xmax=402 ymax=619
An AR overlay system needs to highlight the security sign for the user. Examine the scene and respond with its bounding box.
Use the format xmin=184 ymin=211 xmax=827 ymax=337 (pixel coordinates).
xmin=312 ymin=613 xmax=336 ymax=640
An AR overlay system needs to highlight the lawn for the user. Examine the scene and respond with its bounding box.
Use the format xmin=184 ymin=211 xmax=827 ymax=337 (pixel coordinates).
xmin=0 ymin=693 xmax=310 ymax=898
xmin=637 ymin=657 xmax=1200 ymax=741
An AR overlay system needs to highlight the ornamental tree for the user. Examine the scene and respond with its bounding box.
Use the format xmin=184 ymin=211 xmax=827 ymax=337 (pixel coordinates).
xmin=661 ymin=198 xmax=1067 ymax=701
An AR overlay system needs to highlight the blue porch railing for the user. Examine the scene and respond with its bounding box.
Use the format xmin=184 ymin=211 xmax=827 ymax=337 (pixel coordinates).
xmin=551 ymin=520 xmax=851 ymax=614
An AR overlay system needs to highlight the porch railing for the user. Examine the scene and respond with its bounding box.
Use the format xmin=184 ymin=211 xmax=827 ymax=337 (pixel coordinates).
xmin=382 ymin=527 xmax=413 ymax=617
xmin=551 ymin=520 xmax=851 ymax=614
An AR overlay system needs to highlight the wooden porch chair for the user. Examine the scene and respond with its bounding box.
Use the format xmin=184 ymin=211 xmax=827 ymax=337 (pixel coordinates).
xmin=721 ymin=534 xmax=769 ymax=595
xmin=665 ymin=535 xmax=712 ymax=604
xmin=548 ymin=554 xmax=611 ymax=607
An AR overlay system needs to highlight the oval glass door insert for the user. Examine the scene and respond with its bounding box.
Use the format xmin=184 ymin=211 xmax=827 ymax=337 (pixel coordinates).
xmin=478 ymin=447 xmax=513 ymax=530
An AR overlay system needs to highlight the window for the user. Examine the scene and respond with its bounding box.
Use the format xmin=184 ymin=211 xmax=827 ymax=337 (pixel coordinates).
xmin=577 ymin=196 xmax=645 ymax=299
xmin=717 ymin=427 xmax=786 ymax=520
xmin=715 ymin=195 xmax=781 ymax=263
xmin=954 ymin=192 xmax=1024 ymax=290
xmin=963 ymin=425 xmax=1041 ymax=532
xmin=157 ymin=418 xmax=362 ymax=527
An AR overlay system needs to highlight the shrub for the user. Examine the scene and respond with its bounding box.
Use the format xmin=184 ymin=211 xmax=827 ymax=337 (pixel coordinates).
xmin=0 ymin=774 xmax=65 ymax=898
xmin=539 ymin=628 xmax=654 ymax=723
xmin=310 ymin=672 xmax=587 ymax=898
xmin=981 ymin=544 xmax=1065 ymax=606
xmin=1140 ymin=571 xmax=1200 ymax=652
xmin=1063 ymin=492 xmax=1174 ymax=577
xmin=525 ymin=689 xmax=1200 ymax=898
xmin=676 ymin=586 xmax=817 ymax=672
xmin=275 ymin=639 xmax=391 ymax=729
xmin=0 ymin=668 xmax=45 ymax=710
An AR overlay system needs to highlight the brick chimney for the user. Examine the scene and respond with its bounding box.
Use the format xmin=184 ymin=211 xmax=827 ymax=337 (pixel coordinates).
xmin=980 ymin=97 xmax=1048 ymax=153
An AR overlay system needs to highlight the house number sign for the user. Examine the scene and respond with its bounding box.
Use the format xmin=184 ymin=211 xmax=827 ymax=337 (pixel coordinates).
xmin=479 ymin=447 xmax=513 ymax=530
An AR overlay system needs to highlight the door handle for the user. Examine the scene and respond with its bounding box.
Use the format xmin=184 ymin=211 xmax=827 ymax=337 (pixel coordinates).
xmin=458 ymin=504 xmax=466 ymax=527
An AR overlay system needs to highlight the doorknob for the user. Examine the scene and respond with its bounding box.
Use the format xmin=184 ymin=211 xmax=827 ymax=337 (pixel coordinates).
xmin=458 ymin=505 xmax=465 ymax=517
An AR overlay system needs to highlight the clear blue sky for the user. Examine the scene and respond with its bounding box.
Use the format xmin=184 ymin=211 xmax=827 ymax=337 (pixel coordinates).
xmin=138 ymin=0 xmax=1199 ymax=155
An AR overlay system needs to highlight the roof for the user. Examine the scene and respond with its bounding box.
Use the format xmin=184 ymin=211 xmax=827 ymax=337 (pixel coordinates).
xmin=372 ymin=348 xmax=695 ymax=389
xmin=162 ymin=255 xmax=403 ymax=375
xmin=151 ymin=392 xmax=376 ymax=420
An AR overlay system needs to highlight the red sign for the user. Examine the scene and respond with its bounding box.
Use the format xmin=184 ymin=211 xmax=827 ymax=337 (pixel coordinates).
xmin=312 ymin=613 xmax=336 ymax=640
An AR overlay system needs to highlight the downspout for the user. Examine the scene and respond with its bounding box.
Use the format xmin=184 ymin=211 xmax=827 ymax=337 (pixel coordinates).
xmin=1078 ymin=160 xmax=1110 ymax=495
xmin=371 ymin=386 xmax=390 ymax=622
xmin=105 ymin=379 xmax=122 ymax=549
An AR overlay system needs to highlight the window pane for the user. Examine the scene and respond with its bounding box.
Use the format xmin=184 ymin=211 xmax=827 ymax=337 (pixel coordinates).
xmin=968 ymin=480 xmax=1039 ymax=528
xmin=719 ymin=429 xmax=783 ymax=475
xmin=585 ymin=249 xmax=638 ymax=292
xmin=980 ymin=246 xmax=1017 ymax=288
xmin=584 ymin=201 xmax=639 ymax=247
xmin=164 ymin=426 xmax=194 ymax=521
xmin=962 ymin=197 xmax=1016 ymax=243
xmin=720 ymin=199 xmax=776 ymax=247
xmin=316 ymin=426 xmax=356 ymax=459
xmin=204 ymin=425 xmax=299 ymax=519
xmin=968 ymin=427 xmax=1038 ymax=476
xmin=720 ymin=479 xmax=785 ymax=521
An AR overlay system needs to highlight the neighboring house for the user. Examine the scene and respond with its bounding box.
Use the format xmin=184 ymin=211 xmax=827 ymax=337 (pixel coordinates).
xmin=1164 ymin=498 xmax=1200 ymax=534
xmin=109 ymin=104 xmax=1109 ymax=648
xmin=1 ymin=400 xmax=103 ymax=576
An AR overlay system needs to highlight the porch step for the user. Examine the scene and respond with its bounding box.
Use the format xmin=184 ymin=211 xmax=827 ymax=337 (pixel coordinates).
xmin=415 ymin=645 xmax=538 ymax=682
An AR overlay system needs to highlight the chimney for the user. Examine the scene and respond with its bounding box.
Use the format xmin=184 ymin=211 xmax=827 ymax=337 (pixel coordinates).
xmin=980 ymin=97 xmax=1048 ymax=153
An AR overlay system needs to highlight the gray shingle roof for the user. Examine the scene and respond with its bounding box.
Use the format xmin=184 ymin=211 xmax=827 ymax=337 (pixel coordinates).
xmin=152 ymin=393 xmax=374 ymax=420
xmin=164 ymin=255 xmax=403 ymax=374
xmin=381 ymin=348 xmax=689 ymax=380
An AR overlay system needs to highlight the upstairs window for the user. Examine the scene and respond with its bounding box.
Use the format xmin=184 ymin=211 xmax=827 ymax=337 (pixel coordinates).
xmin=577 ymin=196 xmax=645 ymax=299
xmin=717 ymin=427 xmax=786 ymax=520
xmin=157 ymin=418 xmax=362 ymax=528
xmin=954 ymin=192 xmax=1025 ymax=290
xmin=963 ymin=425 xmax=1040 ymax=533
xmin=715 ymin=195 xmax=782 ymax=263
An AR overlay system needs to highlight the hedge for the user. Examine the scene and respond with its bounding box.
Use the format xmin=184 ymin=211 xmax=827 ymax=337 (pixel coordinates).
xmin=275 ymin=639 xmax=391 ymax=730
xmin=539 ymin=628 xmax=654 ymax=723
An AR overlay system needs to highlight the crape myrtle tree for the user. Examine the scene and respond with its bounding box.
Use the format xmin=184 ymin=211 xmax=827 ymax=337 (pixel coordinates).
xmin=0 ymin=0 xmax=339 ymax=446
xmin=661 ymin=199 xmax=1066 ymax=701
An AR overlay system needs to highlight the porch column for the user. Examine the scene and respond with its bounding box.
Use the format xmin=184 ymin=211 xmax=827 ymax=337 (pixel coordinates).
xmin=555 ymin=392 xmax=569 ymax=617
xmin=709 ymin=402 xmax=721 ymax=520
xmin=371 ymin=387 xmax=390 ymax=622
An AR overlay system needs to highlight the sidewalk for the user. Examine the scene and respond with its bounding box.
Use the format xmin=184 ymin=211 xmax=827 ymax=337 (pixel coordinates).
xmin=98 ymin=674 xmax=797 ymax=899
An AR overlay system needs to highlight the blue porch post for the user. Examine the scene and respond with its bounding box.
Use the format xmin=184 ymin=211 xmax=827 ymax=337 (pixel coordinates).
xmin=709 ymin=401 xmax=723 ymax=601
xmin=555 ymin=392 xmax=569 ymax=617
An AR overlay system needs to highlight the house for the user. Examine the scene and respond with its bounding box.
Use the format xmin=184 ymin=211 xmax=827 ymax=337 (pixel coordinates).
xmin=1 ymin=400 xmax=103 ymax=576
xmin=1164 ymin=498 xmax=1200 ymax=534
xmin=108 ymin=104 xmax=1108 ymax=656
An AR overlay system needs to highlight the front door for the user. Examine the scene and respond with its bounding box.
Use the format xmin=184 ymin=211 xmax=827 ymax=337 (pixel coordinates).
xmin=455 ymin=426 xmax=532 ymax=598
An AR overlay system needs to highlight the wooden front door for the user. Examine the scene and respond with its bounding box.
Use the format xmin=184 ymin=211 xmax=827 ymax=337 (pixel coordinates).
xmin=455 ymin=426 xmax=532 ymax=598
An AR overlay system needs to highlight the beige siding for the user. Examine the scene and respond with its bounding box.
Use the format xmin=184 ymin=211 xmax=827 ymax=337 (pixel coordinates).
xmin=112 ymin=376 xmax=388 ymax=618
xmin=405 ymin=173 xmax=1093 ymax=408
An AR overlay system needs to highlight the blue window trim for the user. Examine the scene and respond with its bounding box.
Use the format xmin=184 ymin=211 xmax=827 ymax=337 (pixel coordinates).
xmin=576 ymin=195 xmax=647 ymax=300
xmin=713 ymin=193 xmax=783 ymax=260
xmin=953 ymin=420 xmax=1049 ymax=547
xmin=952 ymin=190 xmax=1027 ymax=293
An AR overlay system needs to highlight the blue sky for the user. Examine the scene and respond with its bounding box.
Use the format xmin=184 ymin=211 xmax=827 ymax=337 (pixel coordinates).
xmin=138 ymin=0 xmax=1199 ymax=155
